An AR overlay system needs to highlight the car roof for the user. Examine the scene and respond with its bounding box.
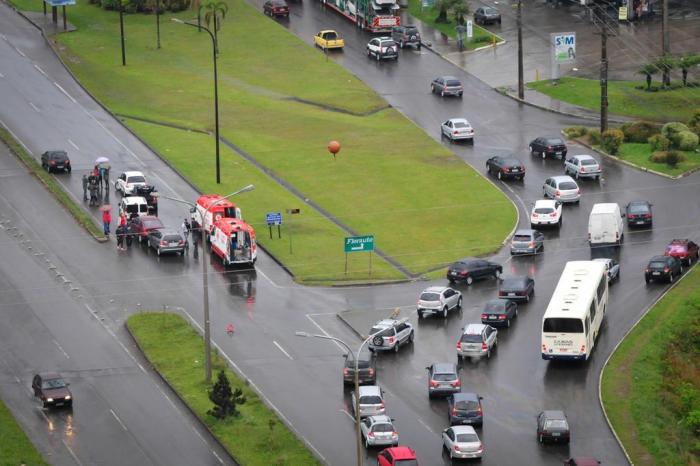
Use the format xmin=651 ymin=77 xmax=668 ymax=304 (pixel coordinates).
xmin=450 ymin=425 xmax=478 ymax=435
xmin=669 ymin=238 xmax=690 ymax=244
xmin=514 ymin=229 xmax=536 ymax=236
xmin=452 ymin=392 xmax=480 ymax=402
xmin=384 ymin=446 xmax=416 ymax=459
xmin=542 ymin=410 xmax=566 ymax=419
xmin=534 ymin=199 xmax=557 ymax=208
xmin=485 ymin=298 xmax=507 ymax=307
xmin=377 ymin=36 xmax=393 ymax=41
xmin=374 ymin=318 xmax=404 ymax=328
xmin=423 ymin=286 xmax=448 ymax=293
xmin=367 ymin=415 xmax=392 ymax=424
xmin=432 ymin=362 xmax=457 ymax=374
xmin=121 ymin=196 xmax=148 ymax=205
xmin=38 ymin=372 xmax=63 ymax=379
xmin=124 ymin=171 xmax=144 ymax=177
xmin=650 ymin=255 xmax=670 ymax=261
xmin=160 ymin=229 xmax=182 ymax=236
xmin=628 ymin=200 xmax=650 ymax=206
xmin=463 ymin=323 xmax=486 ymax=334
xmin=502 ymin=275 xmax=529 ymax=282
xmin=319 ymin=29 xmax=338 ymax=34
xmin=572 ymin=154 xmax=597 ymax=161
xmin=359 ymin=385 xmax=382 ymax=396
xmin=551 ymin=175 xmax=576 ymax=183
xmin=448 ymin=118 xmax=471 ymax=125
xmin=440 ymin=75 xmax=459 ymax=81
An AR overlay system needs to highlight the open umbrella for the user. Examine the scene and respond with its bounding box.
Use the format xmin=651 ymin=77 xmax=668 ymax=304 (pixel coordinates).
xmin=95 ymin=156 xmax=110 ymax=164
xmin=99 ymin=204 xmax=112 ymax=212
xmin=97 ymin=162 xmax=111 ymax=170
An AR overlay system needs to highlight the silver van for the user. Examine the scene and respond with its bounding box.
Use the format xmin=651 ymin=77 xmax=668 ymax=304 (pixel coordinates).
xmin=352 ymin=385 xmax=386 ymax=418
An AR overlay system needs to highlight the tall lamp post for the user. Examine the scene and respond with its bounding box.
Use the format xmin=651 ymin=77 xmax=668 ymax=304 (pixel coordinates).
xmin=156 ymin=0 xmax=161 ymax=49
xmin=172 ymin=18 xmax=221 ymax=184
xmin=160 ymin=184 xmax=254 ymax=382
xmin=119 ymin=0 xmax=126 ymax=66
xmin=295 ymin=330 xmax=380 ymax=466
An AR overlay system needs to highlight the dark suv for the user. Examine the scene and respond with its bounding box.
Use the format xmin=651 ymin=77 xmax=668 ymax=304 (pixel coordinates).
xmin=645 ymin=255 xmax=683 ymax=283
xmin=529 ymin=137 xmax=568 ymax=160
xmin=343 ymin=350 xmax=377 ymax=386
xmin=448 ymin=392 xmax=483 ymax=426
xmin=41 ymin=150 xmax=71 ymax=173
xmin=391 ymin=25 xmax=421 ymax=49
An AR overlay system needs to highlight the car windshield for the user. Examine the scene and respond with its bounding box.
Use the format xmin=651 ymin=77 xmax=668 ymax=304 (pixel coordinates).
xmin=52 ymin=153 xmax=68 ymax=161
xmin=461 ymin=333 xmax=482 ymax=343
xmin=432 ymin=373 xmax=456 ymax=381
xmin=501 ymin=278 xmax=524 ymax=289
xmin=453 ymin=121 xmax=469 ymax=128
xmin=420 ymin=292 xmax=441 ymax=301
xmin=559 ymin=181 xmax=578 ymax=190
xmin=370 ymin=326 xmax=391 ymax=337
xmin=404 ymin=26 xmax=418 ymax=34
xmin=484 ymin=301 xmax=506 ymax=312
xmin=394 ymin=461 xmax=418 ymax=466
xmin=446 ymin=80 xmax=462 ymax=87
xmin=513 ymin=235 xmax=532 ymax=241
xmin=456 ymin=433 xmax=479 ymax=442
xmin=580 ymin=159 xmax=597 ymax=166
xmin=649 ymin=261 xmax=667 ymax=268
xmin=324 ymin=32 xmax=338 ymax=40
xmin=127 ymin=176 xmax=146 ymax=183
xmin=372 ymin=423 xmax=393 ymax=432
xmin=164 ymin=234 xmax=181 ymax=242
xmin=666 ymin=244 xmax=685 ymax=252
xmin=42 ymin=378 xmax=66 ymax=389
xmin=543 ymin=318 xmax=583 ymax=333
xmin=483 ymin=7 xmax=498 ymax=14
xmin=544 ymin=419 xmax=568 ymax=429
xmin=360 ymin=396 xmax=382 ymax=404
xmin=380 ymin=40 xmax=395 ymax=46
xmin=628 ymin=204 xmax=649 ymax=213
xmin=534 ymin=208 xmax=554 ymax=214
xmin=455 ymin=400 xmax=478 ymax=410
xmin=547 ymin=138 xmax=564 ymax=145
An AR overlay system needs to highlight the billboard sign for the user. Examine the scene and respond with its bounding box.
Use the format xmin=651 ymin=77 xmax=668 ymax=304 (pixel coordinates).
xmin=551 ymin=32 xmax=576 ymax=64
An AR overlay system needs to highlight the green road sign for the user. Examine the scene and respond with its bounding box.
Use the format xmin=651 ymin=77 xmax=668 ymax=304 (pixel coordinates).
xmin=344 ymin=235 xmax=375 ymax=253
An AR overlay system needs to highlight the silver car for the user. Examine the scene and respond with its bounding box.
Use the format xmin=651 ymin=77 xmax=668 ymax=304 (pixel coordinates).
xmin=593 ymin=257 xmax=620 ymax=283
xmin=564 ymin=154 xmax=602 ymax=180
xmin=368 ymin=318 xmax=414 ymax=353
xmin=147 ymin=228 xmax=185 ymax=256
xmin=543 ymin=175 xmax=580 ymax=203
xmin=417 ymin=286 xmax=462 ymax=319
xmin=456 ymin=323 xmax=497 ymax=360
xmin=360 ymin=415 xmax=398 ymax=448
xmin=352 ymin=385 xmax=385 ymax=418
xmin=510 ymin=229 xmax=545 ymax=255
xmin=441 ymin=118 xmax=474 ymax=142
xmin=442 ymin=425 xmax=484 ymax=460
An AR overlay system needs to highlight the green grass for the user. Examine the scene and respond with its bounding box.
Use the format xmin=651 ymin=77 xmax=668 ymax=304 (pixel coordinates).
xmin=8 ymin=0 xmax=515 ymax=281
xmin=529 ymin=77 xmax=700 ymax=122
xmin=0 ymin=398 xmax=49 ymax=466
xmin=407 ymin=0 xmax=498 ymax=48
xmin=616 ymin=143 xmax=700 ymax=177
xmin=0 ymin=128 xmax=106 ymax=240
xmin=602 ymin=266 xmax=700 ymax=466
xmin=127 ymin=312 xmax=320 ymax=466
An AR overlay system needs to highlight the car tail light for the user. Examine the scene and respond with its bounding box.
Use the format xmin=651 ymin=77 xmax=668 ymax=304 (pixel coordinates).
xmin=547 ymin=145 xmax=553 ymax=151
xmin=644 ymin=214 xmax=652 ymax=218
xmin=429 ymin=380 xmax=439 ymax=388
xmin=387 ymin=337 xmax=395 ymax=344
xmin=664 ymin=267 xmax=670 ymax=273
xmin=481 ymin=343 xmax=488 ymax=351
xmin=453 ymin=131 xmax=459 ymax=135
xmin=477 ymin=406 xmax=483 ymax=415
xmin=368 ymin=432 xmax=374 ymax=438
xmin=615 ymin=232 xmax=619 ymax=240
xmin=580 ymin=344 xmax=586 ymax=353
xmin=628 ymin=214 xmax=636 ymax=219
xmin=368 ymin=368 xmax=375 ymax=376
xmin=454 ymin=445 xmax=461 ymax=452
xmin=577 ymin=188 xmax=581 ymax=194
xmin=343 ymin=368 xmax=349 ymax=376
xmin=452 ymin=407 xmax=458 ymax=416
xmin=549 ymin=212 xmax=557 ymax=217
xmin=451 ymin=379 xmax=461 ymax=388
xmin=645 ymin=268 xmax=650 ymax=273
xmin=391 ymin=432 xmax=398 ymax=438
xmin=380 ymin=402 xmax=385 ymax=409
xmin=460 ymin=271 xmax=468 ymax=276
xmin=481 ymin=313 xmax=488 ymax=319
xmin=580 ymin=167 xmax=586 ymax=172
xmin=179 ymin=240 xmax=184 ymax=245
xmin=50 ymin=160 xmax=56 ymax=165
xmin=588 ymin=233 xmax=591 ymax=241
xmin=160 ymin=240 xmax=167 ymax=246
xmin=528 ymin=241 xmax=535 ymax=248
xmin=555 ymin=190 xmax=561 ymax=197
xmin=498 ymin=315 xmax=506 ymax=320
xmin=502 ymin=167 xmax=508 ymax=172
xmin=542 ymin=344 xmax=547 ymax=352
xmin=456 ymin=341 xmax=462 ymax=350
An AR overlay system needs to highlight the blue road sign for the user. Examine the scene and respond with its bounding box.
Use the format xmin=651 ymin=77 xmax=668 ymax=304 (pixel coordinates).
xmin=266 ymin=212 xmax=282 ymax=226
xmin=44 ymin=0 xmax=76 ymax=6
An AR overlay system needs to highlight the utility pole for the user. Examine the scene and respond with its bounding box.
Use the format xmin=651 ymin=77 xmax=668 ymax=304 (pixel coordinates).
xmin=600 ymin=13 xmax=608 ymax=134
xmin=156 ymin=0 xmax=161 ymax=49
xmin=516 ymin=0 xmax=524 ymax=100
xmin=119 ymin=0 xmax=126 ymax=66
xmin=661 ymin=0 xmax=670 ymax=86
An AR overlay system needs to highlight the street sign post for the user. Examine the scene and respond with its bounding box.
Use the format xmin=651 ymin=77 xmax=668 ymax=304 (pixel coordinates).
xmin=266 ymin=212 xmax=282 ymax=239
xmin=466 ymin=20 xmax=473 ymax=40
xmin=344 ymin=235 xmax=375 ymax=276
xmin=286 ymin=208 xmax=300 ymax=254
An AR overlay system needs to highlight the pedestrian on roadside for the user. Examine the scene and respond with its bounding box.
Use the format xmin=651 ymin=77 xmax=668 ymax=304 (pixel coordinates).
xmin=103 ymin=166 xmax=110 ymax=191
xmin=456 ymin=24 xmax=466 ymax=51
xmin=116 ymin=224 xmax=126 ymax=250
xmin=120 ymin=212 xmax=127 ymax=227
xmin=181 ymin=218 xmax=191 ymax=250
xmin=93 ymin=166 xmax=101 ymax=191
xmin=82 ymin=173 xmax=89 ymax=201
xmin=102 ymin=208 xmax=111 ymax=236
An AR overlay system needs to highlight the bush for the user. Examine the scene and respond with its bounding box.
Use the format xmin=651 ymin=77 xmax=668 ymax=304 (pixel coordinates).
xmin=662 ymin=121 xmax=691 ymax=141
xmin=100 ymin=0 xmax=119 ymax=9
xmin=622 ymin=121 xmax=660 ymax=143
xmin=665 ymin=150 xmax=687 ymax=167
xmin=601 ymin=129 xmax=624 ymax=155
xmin=677 ymin=131 xmax=699 ymax=151
xmin=165 ymin=0 xmax=190 ymax=11
xmin=588 ymin=129 xmax=601 ymax=145
xmin=563 ymin=126 xmax=588 ymax=138
xmin=650 ymin=151 xmax=668 ymax=163
xmin=687 ymin=108 xmax=700 ymax=135
xmin=648 ymin=134 xmax=671 ymax=151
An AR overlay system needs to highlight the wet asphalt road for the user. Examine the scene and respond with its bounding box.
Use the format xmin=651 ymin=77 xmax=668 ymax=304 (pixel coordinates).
xmin=1 ymin=1 xmax=700 ymax=465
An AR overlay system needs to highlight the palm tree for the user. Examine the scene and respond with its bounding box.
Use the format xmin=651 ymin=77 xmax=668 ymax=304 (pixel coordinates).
xmin=200 ymin=1 xmax=228 ymax=54
xmin=675 ymin=54 xmax=700 ymax=87
xmin=191 ymin=0 xmax=203 ymax=31
xmin=638 ymin=63 xmax=657 ymax=91
xmin=451 ymin=0 xmax=469 ymax=25
xmin=654 ymin=56 xmax=674 ymax=88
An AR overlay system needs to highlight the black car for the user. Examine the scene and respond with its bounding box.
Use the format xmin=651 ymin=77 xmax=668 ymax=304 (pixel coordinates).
xmin=447 ymin=259 xmax=502 ymax=285
xmin=486 ymin=155 xmax=525 ymax=181
xmin=41 ymin=150 xmax=71 ymax=173
xmin=431 ymin=76 xmax=463 ymax=98
xmin=474 ymin=6 xmax=501 ymax=25
xmin=447 ymin=392 xmax=483 ymax=426
xmin=625 ymin=200 xmax=653 ymax=227
xmin=32 ymin=372 xmax=73 ymax=408
xmin=529 ymin=137 xmax=568 ymax=160
xmin=263 ymin=0 xmax=289 ymax=17
xmin=391 ymin=25 xmax=421 ymax=49
xmin=480 ymin=299 xmax=518 ymax=327
xmin=537 ymin=410 xmax=570 ymax=444
xmin=343 ymin=349 xmax=376 ymax=386
xmin=498 ymin=276 xmax=535 ymax=302
xmin=645 ymin=255 xmax=683 ymax=284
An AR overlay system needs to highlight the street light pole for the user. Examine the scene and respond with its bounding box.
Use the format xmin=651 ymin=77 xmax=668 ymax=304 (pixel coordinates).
xmin=119 ymin=0 xmax=126 ymax=66
xmin=171 ymin=19 xmax=221 ymax=184
xmin=156 ymin=0 xmax=161 ymax=49
xmin=516 ymin=0 xmax=524 ymax=100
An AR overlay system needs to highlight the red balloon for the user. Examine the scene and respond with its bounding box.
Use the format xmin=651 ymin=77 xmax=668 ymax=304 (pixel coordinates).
xmin=327 ymin=140 xmax=341 ymax=155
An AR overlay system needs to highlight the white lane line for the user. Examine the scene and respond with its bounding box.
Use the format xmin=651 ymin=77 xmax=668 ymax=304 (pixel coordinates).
xmin=253 ymin=267 xmax=281 ymax=288
xmin=68 ymin=139 xmax=80 ymax=151
xmin=29 ymin=102 xmax=40 ymax=112
xmin=52 ymin=339 xmax=70 ymax=359
xmin=273 ymin=340 xmax=294 ymax=360
xmin=0 ymin=119 xmax=33 ymax=155
xmin=0 ymin=34 xmax=6 ymax=40
xmin=340 ymin=409 xmax=355 ymax=421
xmin=417 ymin=417 xmax=436 ymax=435
xmin=0 ymin=72 xmax=4 ymax=78
xmin=54 ymin=82 xmax=77 ymax=103
xmin=14 ymin=47 xmax=26 ymax=57
xmin=110 ymin=408 xmax=128 ymax=431
xmin=212 ymin=450 xmax=224 ymax=464
xmin=305 ymin=314 xmax=347 ymax=352
xmin=81 ymin=108 xmax=146 ymax=166
xmin=33 ymin=64 xmax=48 ymax=77
xmin=62 ymin=439 xmax=84 ymax=466
xmin=157 ymin=387 xmax=178 ymax=410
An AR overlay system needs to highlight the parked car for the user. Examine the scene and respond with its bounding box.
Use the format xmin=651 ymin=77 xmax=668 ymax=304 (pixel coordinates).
xmin=543 ymin=175 xmax=581 ymax=203
xmin=431 ymin=76 xmax=463 ymax=97
xmin=564 ymin=154 xmax=602 ymax=180
xmin=119 ymin=196 xmax=149 ymax=219
xmin=426 ymin=362 xmax=461 ymax=398
xmin=448 ymin=392 xmax=484 ymax=426
xmin=391 ymin=25 xmax=421 ymax=49
xmin=367 ymin=37 xmax=399 ymax=61
xmin=342 ymin=349 xmax=376 ymax=386
xmin=447 ymin=258 xmax=502 ymax=285
xmin=147 ymin=228 xmax=185 ymax=256
xmin=592 ymin=258 xmax=620 ymax=283
xmin=263 ymin=0 xmax=289 ymax=17
xmin=456 ymin=323 xmax=497 ymax=360
xmin=664 ymin=238 xmax=699 ymax=265
xmin=360 ymin=415 xmax=398 ymax=448
xmin=377 ymin=446 xmax=417 ymax=466
xmin=498 ymin=276 xmax=535 ymax=302
xmin=486 ymin=155 xmax=525 ymax=180
xmin=314 ymin=30 xmax=344 ymax=50
xmin=588 ymin=203 xmax=625 ymax=246
xmin=368 ymin=318 xmax=414 ymax=353
xmin=441 ymin=118 xmax=474 ymax=142
xmin=32 ymin=372 xmax=72 ymax=408
xmin=442 ymin=425 xmax=484 ymax=460
xmin=625 ymin=200 xmax=653 ymax=227
xmin=417 ymin=286 xmax=462 ymax=319
xmin=510 ymin=229 xmax=545 ymax=255
xmin=564 ymin=458 xmax=601 ymax=466
xmin=474 ymin=6 xmax=501 ymax=25
xmin=530 ymin=199 xmax=562 ymax=228
xmin=41 ymin=150 xmax=71 ymax=173
xmin=530 ymin=136 xmax=567 ymax=160
xmin=481 ymin=299 xmax=518 ymax=327
xmin=352 ymin=385 xmax=385 ymax=418
xmin=537 ymin=410 xmax=570 ymax=444
xmin=127 ymin=215 xmax=164 ymax=243
xmin=115 ymin=171 xmax=147 ymax=195
xmin=645 ymin=255 xmax=683 ymax=283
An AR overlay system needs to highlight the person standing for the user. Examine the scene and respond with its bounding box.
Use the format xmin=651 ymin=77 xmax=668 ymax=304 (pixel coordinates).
xmin=82 ymin=173 xmax=89 ymax=201
xmin=103 ymin=166 xmax=110 ymax=191
xmin=102 ymin=208 xmax=112 ymax=236
xmin=181 ymin=218 xmax=191 ymax=250
xmin=456 ymin=24 xmax=466 ymax=51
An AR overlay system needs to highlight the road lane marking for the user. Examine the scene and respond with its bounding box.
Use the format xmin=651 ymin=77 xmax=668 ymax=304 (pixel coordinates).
xmin=0 ymin=119 xmax=33 ymax=154
xmin=273 ymin=340 xmax=293 ymax=360
xmin=29 ymin=101 xmax=40 ymax=112
xmin=0 ymin=72 xmax=4 ymax=78
xmin=81 ymin=108 xmax=146 ymax=166
xmin=54 ymin=82 xmax=77 ymax=103
xmin=33 ymin=64 xmax=48 ymax=77
xmin=417 ymin=417 xmax=436 ymax=435
xmin=68 ymin=139 xmax=79 ymax=151
xmin=305 ymin=313 xmax=346 ymax=352
xmin=110 ymin=408 xmax=128 ymax=431
xmin=212 ymin=450 xmax=224 ymax=464
xmin=14 ymin=46 xmax=26 ymax=57
xmin=253 ymin=267 xmax=281 ymax=288
xmin=340 ymin=409 xmax=355 ymax=421
xmin=52 ymin=339 xmax=70 ymax=359
xmin=62 ymin=439 xmax=84 ymax=466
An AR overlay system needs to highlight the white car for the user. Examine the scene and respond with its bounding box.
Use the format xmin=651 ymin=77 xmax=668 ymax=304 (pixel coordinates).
xmin=441 ymin=118 xmax=474 ymax=142
xmin=360 ymin=415 xmax=398 ymax=448
xmin=366 ymin=37 xmax=398 ymax=61
xmin=530 ymin=199 xmax=563 ymax=228
xmin=442 ymin=425 xmax=484 ymax=459
xmin=543 ymin=176 xmax=580 ymax=203
xmin=564 ymin=154 xmax=602 ymax=180
xmin=115 ymin=171 xmax=147 ymax=195
xmin=417 ymin=286 xmax=462 ymax=319
xmin=351 ymin=385 xmax=386 ymax=418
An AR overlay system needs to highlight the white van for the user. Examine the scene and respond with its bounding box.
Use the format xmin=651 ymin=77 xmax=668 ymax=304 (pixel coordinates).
xmin=588 ymin=203 xmax=624 ymax=246
xmin=119 ymin=196 xmax=149 ymax=218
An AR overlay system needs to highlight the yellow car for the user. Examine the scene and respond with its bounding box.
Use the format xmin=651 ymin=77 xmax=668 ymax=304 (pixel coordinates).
xmin=314 ymin=30 xmax=344 ymax=51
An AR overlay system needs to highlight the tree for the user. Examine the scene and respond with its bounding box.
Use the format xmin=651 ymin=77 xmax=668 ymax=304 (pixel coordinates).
xmin=676 ymin=54 xmax=700 ymax=87
xmin=434 ymin=0 xmax=454 ymax=24
xmin=638 ymin=63 xmax=658 ymax=91
xmin=200 ymin=1 xmax=228 ymax=54
xmin=654 ymin=56 xmax=674 ymax=88
xmin=191 ymin=0 xmax=203 ymax=31
xmin=451 ymin=0 xmax=469 ymax=25
xmin=207 ymin=370 xmax=246 ymax=419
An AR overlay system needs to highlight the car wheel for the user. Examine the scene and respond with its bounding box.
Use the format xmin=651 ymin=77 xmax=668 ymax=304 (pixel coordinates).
xmin=645 ymin=276 xmax=651 ymax=284
xmin=448 ymin=278 xmax=456 ymax=285
xmin=542 ymin=152 xmax=546 ymax=159
xmin=530 ymin=223 xmax=536 ymax=229
xmin=400 ymin=40 xmax=404 ymax=48
xmin=409 ymin=331 xmax=414 ymax=343
xmin=680 ymin=265 xmax=684 ymax=274
xmin=157 ymin=248 xmax=161 ymax=256
xmin=457 ymin=296 xmax=463 ymax=309
xmin=442 ymin=306 xmax=448 ymax=318
xmin=519 ymin=175 xmax=524 ymax=181
xmin=494 ymin=269 xmax=502 ymax=279
xmin=431 ymin=84 xmax=435 ymax=94
xmin=669 ymin=272 xmax=674 ymax=283
xmin=367 ymin=48 xmax=371 ymax=57
xmin=525 ymin=293 xmax=530 ymax=303
xmin=497 ymin=171 xmax=503 ymax=180
xmin=529 ymin=145 xmax=534 ymax=154
xmin=376 ymin=52 xmax=380 ymax=61
xmin=417 ymin=43 xmax=421 ymax=50
xmin=466 ymin=276 xmax=473 ymax=286
xmin=515 ymin=308 xmax=519 ymax=317
xmin=365 ymin=439 xmax=370 ymax=449
xmin=558 ymin=218 xmax=563 ymax=228
xmin=418 ymin=311 xmax=424 ymax=319
xmin=394 ymin=342 xmax=400 ymax=353
xmin=506 ymin=318 xmax=511 ymax=328
xmin=458 ymin=92 xmax=463 ymax=98
xmin=440 ymin=90 xmax=445 ymax=97
xmin=539 ymin=434 xmax=544 ymax=444
xmin=486 ymin=348 xmax=491 ymax=359
xmin=575 ymin=171 xmax=580 ymax=180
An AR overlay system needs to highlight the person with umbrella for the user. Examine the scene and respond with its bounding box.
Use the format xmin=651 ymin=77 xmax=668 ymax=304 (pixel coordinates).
xmin=94 ymin=157 xmax=110 ymax=192
xmin=101 ymin=205 xmax=112 ymax=236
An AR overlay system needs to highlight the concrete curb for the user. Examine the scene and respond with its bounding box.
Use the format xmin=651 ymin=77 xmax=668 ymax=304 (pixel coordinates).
xmin=501 ymin=90 xmax=632 ymax=124
xmin=336 ymin=312 xmax=368 ymax=341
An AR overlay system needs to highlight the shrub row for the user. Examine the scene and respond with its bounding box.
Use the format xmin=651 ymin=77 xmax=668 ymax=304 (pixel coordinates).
xmin=88 ymin=0 xmax=190 ymax=13
xmin=649 ymin=150 xmax=687 ymax=167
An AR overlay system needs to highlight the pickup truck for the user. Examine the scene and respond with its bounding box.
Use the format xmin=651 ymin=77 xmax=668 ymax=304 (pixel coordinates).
xmin=314 ymin=30 xmax=344 ymax=50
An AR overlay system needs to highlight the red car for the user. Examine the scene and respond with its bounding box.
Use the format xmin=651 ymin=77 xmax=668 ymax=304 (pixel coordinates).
xmin=664 ymin=239 xmax=699 ymax=266
xmin=128 ymin=215 xmax=164 ymax=243
xmin=377 ymin=445 xmax=418 ymax=466
xmin=263 ymin=0 xmax=289 ymax=17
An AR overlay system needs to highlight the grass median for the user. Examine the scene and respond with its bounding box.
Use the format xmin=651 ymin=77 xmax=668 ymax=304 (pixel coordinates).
xmin=0 ymin=398 xmax=49 ymax=466
xmin=10 ymin=0 xmax=515 ymax=282
xmin=529 ymin=77 xmax=700 ymax=122
xmin=407 ymin=0 xmax=499 ymax=48
xmin=127 ymin=312 xmax=320 ymax=466
xmin=616 ymin=143 xmax=700 ymax=177
xmin=601 ymin=266 xmax=700 ymax=466
xmin=0 ymin=127 xmax=106 ymax=240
